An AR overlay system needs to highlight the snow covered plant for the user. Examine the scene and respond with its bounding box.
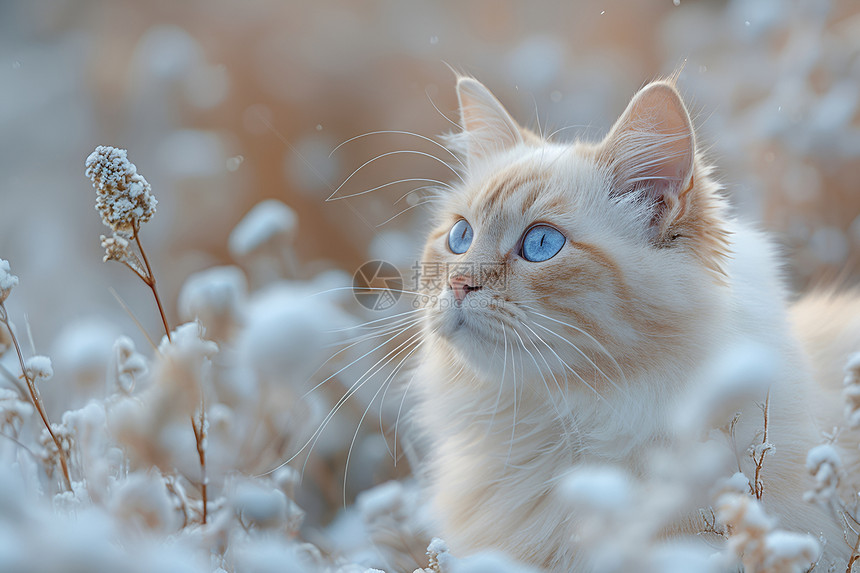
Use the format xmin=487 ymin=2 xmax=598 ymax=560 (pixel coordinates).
xmin=85 ymin=145 xmax=170 ymax=339
xmin=85 ymin=145 xmax=215 ymax=522
xmin=0 ymin=259 xmax=72 ymax=490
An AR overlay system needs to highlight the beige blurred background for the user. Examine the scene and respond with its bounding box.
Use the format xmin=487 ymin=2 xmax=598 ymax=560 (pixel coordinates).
xmin=1 ymin=0 xmax=859 ymax=354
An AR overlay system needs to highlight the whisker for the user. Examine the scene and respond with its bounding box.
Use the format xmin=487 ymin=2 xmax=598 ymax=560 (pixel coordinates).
xmin=510 ymin=324 xmax=570 ymax=426
xmin=329 ymin=130 xmax=466 ymax=171
xmin=483 ymin=325 xmax=508 ymax=441
xmin=426 ymin=87 xmax=462 ymax=131
xmin=313 ymin=323 xmax=422 ymax=405
xmin=327 ymin=177 xmax=454 ymax=203
xmin=300 ymin=323 xmax=417 ymax=401
xmin=393 ymin=185 xmax=446 ymax=206
xmin=518 ymin=320 xmax=571 ymax=406
xmin=283 ymin=329 xmax=426 ymax=479
xmin=327 ymin=150 xmax=465 ymax=201
xmin=327 ymin=307 xmax=426 ymax=333
xmin=325 ymin=317 xmax=422 ymax=351
xmin=530 ymin=320 xmax=623 ymax=398
xmin=522 ymin=305 xmax=627 ymax=385
xmin=311 ymin=286 xmax=429 ymax=299
xmin=343 ymin=337 xmax=425 ymax=505
xmin=376 ymin=199 xmax=437 ymax=227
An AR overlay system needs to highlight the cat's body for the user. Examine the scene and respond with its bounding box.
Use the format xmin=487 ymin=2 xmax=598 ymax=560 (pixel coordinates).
xmin=410 ymin=77 xmax=860 ymax=571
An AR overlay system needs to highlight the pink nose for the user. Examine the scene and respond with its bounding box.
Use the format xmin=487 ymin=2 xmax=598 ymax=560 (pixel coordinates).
xmin=449 ymin=275 xmax=481 ymax=303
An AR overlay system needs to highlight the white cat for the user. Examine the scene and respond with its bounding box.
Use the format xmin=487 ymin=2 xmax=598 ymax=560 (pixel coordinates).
xmin=410 ymin=76 xmax=859 ymax=571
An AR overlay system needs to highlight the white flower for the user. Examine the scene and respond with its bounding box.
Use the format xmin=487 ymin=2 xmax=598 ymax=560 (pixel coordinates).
xmin=228 ymin=199 xmax=297 ymax=258
xmin=110 ymin=336 xmax=148 ymax=394
xmin=85 ymin=146 xmax=157 ymax=234
xmin=843 ymin=352 xmax=860 ymax=428
xmin=803 ymin=444 xmax=842 ymax=506
xmin=177 ymin=265 xmax=248 ymax=341
xmin=24 ymin=355 xmax=53 ymax=381
xmin=716 ymin=492 xmax=819 ymax=573
xmin=0 ymin=258 xmax=18 ymax=304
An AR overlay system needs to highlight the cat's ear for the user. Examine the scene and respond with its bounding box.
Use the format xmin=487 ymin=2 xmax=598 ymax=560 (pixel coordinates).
xmin=600 ymin=81 xmax=696 ymax=231
xmin=457 ymin=77 xmax=524 ymax=164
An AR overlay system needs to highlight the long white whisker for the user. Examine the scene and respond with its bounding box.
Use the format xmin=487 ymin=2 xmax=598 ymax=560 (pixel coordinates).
xmin=301 ymin=323 xmax=417 ymax=401
xmin=289 ymin=329 xmax=426 ymax=479
xmin=393 ymin=185 xmax=446 ymax=206
xmin=518 ymin=320 xmax=573 ymax=413
xmin=327 ymin=177 xmax=453 ymax=202
xmin=343 ymin=337 xmax=425 ymax=504
xmin=329 ymin=307 xmax=426 ymax=333
xmin=312 ymin=286 xmax=428 ymax=298
xmin=530 ymin=320 xmax=623 ymax=398
xmin=326 ymin=317 xmax=423 ymax=350
xmin=426 ymin=88 xmax=462 ymax=131
xmin=393 ymin=327 xmax=439 ymax=467
xmin=329 ymin=130 xmax=466 ymax=171
xmin=327 ymin=150 xmax=465 ymax=201
xmin=483 ymin=325 xmax=508 ymax=441
xmin=376 ymin=199 xmax=436 ymax=227
xmin=511 ymin=325 xmax=569 ymax=427
xmin=523 ymin=306 xmax=627 ymax=385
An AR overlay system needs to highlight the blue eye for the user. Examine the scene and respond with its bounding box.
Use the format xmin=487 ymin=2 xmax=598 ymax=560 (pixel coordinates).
xmin=448 ymin=219 xmax=473 ymax=254
xmin=521 ymin=225 xmax=565 ymax=262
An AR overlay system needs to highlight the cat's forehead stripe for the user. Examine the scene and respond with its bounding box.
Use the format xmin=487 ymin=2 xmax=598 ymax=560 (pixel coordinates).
xmin=474 ymin=167 xmax=549 ymax=216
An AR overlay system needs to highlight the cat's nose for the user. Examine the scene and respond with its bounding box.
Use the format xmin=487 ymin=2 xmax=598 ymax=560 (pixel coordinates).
xmin=449 ymin=275 xmax=481 ymax=303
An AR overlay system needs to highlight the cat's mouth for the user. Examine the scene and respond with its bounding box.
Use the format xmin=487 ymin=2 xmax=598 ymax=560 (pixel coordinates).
xmin=430 ymin=287 xmax=512 ymax=344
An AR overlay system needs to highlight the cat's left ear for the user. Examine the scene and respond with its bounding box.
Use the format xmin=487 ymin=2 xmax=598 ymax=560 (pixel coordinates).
xmin=600 ymin=81 xmax=696 ymax=232
xmin=457 ymin=77 xmax=524 ymax=164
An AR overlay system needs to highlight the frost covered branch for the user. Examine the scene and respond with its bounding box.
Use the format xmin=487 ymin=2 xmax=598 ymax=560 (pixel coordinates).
xmin=0 ymin=260 xmax=71 ymax=490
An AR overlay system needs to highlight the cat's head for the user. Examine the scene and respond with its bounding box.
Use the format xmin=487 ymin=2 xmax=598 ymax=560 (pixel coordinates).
xmin=418 ymin=77 xmax=731 ymax=394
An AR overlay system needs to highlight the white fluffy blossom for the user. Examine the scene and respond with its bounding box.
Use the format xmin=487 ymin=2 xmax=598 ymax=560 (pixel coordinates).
xmin=228 ymin=199 xmax=297 ymax=258
xmin=110 ymin=336 xmax=148 ymax=395
xmin=0 ymin=258 xmax=18 ymax=304
xmin=24 ymin=355 xmax=53 ymax=381
xmin=178 ymin=265 xmax=248 ymax=341
xmin=85 ymin=146 xmax=157 ymax=234
xmin=0 ymin=388 xmax=34 ymax=432
xmin=842 ymin=352 xmax=860 ymax=427
xmin=716 ymin=492 xmax=819 ymax=573
xmin=803 ymin=444 xmax=842 ymax=506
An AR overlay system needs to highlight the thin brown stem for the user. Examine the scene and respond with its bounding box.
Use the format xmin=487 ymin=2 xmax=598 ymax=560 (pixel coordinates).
xmin=848 ymin=531 xmax=860 ymax=573
xmin=0 ymin=303 xmax=71 ymax=491
xmin=754 ymin=390 xmax=770 ymax=501
xmin=191 ymin=411 xmax=208 ymax=524
xmin=133 ymin=230 xmax=171 ymax=342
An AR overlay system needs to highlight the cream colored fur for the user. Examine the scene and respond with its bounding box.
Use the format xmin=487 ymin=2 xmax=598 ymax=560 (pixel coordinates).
xmin=412 ymin=77 xmax=858 ymax=571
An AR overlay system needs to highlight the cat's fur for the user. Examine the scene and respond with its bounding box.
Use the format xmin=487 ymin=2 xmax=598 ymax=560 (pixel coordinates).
xmin=412 ymin=77 xmax=860 ymax=571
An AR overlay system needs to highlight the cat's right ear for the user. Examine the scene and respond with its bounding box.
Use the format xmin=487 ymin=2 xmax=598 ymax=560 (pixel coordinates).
xmin=456 ymin=77 xmax=523 ymax=165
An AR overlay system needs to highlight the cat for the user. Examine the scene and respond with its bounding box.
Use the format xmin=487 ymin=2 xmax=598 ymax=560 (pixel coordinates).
xmin=409 ymin=76 xmax=860 ymax=571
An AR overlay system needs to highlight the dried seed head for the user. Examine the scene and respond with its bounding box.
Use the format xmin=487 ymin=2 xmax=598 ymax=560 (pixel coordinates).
xmin=0 ymin=259 xmax=18 ymax=305
xmin=24 ymin=355 xmax=54 ymax=382
xmin=85 ymin=146 xmax=157 ymax=235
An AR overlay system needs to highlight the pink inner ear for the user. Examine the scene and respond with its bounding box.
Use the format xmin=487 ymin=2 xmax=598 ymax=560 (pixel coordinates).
xmin=604 ymin=83 xmax=695 ymax=207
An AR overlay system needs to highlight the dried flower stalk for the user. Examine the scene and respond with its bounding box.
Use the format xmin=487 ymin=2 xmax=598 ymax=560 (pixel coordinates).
xmin=85 ymin=146 xmax=211 ymax=522
xmin=0 ymin=302 xmax=71 ymax=491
